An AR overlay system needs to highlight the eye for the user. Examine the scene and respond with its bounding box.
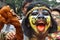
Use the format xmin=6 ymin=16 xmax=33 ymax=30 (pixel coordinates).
xmin=31 ymin=12 xmax=38 ymax=15
xmin=31 ymin=10 xmax=38 ymax=15
xmin=42 ymin=10 xmax=49 ymax=15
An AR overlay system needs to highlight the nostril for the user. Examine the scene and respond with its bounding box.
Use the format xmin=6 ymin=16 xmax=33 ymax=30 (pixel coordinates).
xmin=38 ymin=17 xmax=41 ymax=19
xmin=38 ymin=17 xmax=44 ymax=19
xmin=37 ymin=14 xmax=44 ymax=19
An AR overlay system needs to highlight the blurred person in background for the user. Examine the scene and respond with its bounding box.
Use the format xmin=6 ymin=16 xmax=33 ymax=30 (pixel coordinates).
xmin=51 ymin=5 xmax=60 ymax=31
xmin=21 ymin=0 xmax=34 ymax=19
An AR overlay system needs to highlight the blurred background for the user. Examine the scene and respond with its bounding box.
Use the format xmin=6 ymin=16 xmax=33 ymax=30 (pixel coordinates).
xmin=0 ymin=0 xmax=60 ymax=17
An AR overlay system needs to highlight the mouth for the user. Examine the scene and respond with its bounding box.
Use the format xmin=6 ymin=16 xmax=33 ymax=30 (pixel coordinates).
xmin=36 ymin=19 xmax=46 ymax=32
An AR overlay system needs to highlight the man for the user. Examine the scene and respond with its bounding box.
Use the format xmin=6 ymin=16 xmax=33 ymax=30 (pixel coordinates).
xmin=51 ymin=6 xmax=60 ymax=31
xmin=22 ymin=1 xmax=60 ymax=40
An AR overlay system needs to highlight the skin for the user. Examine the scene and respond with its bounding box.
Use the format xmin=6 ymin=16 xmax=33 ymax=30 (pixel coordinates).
xmin=5 ymin=31 xmax=16 ymax=40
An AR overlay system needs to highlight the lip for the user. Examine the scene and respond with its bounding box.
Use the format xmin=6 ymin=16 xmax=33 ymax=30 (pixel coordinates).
xmin=36 ymin=24 xmax=45 ymax=32
xmin=35 ymin=19 xmax=46 ymax=32
xmin=35 ymin=19 xmax=46 ymax=26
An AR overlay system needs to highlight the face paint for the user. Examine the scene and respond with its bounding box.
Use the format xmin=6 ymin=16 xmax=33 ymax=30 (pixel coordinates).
xmin=28 ymin=6 xmax=51 ymax=34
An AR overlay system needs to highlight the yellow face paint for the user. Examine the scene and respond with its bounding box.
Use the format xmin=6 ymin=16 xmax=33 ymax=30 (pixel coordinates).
xmin=29 ymin=16 xmax=39 ymax=33
xmin=44 ymin=16 xmax=51 ymax=33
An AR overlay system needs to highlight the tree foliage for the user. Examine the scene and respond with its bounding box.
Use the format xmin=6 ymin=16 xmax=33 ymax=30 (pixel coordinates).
xmin=4 ymin=0 xmax=60 ymax=16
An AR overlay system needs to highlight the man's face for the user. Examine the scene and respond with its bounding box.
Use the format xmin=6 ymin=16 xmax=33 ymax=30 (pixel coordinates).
xmin=28 ymin=8 xmax=51 ymax=33
xmin=51 ymin=11 xmax=60 ymax=25
xmin=22 ymin=3 xmax=31 ymax=15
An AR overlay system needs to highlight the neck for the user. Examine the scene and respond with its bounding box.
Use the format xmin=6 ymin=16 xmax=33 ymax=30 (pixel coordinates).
xmin=30 ymin=30 xmax=48 ymax=40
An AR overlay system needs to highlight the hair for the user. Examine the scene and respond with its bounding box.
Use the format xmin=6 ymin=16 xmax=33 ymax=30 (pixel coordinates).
xmin=24 ymin=0 xmax=34 ymax=2
xmin=52 ymin=8 xmax=60 ymax=13
xmin=52 ymin=5 xmax=60 ymax=13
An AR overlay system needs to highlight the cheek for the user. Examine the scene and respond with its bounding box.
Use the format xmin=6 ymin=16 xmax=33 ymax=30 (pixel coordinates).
xmin=29 ymin=16 xmax=36 ymax=23
xmin=29 ymin=16 xmax=32 ymax=22
xmin=22 ymin=8 xmax=27 ymax=13
xmin=56 ymin=19 xmax=60 ymax=22
xmin=24 ymin=8 xmax=27 ymax=12
xmin=45 ymin=16 xmax=51 ymax=23
xmin=55 ymin=19 xmax=60 ymax=25
xmin=52 ymin=16 xmax=57 ymax=20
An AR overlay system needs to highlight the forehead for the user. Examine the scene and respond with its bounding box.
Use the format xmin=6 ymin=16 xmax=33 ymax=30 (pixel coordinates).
xmin=26 ymin=7 xmax=51 ymax=16
xmin=32 ymin=9 xmax=49 ymax=13
xmin=24 ymin=3 xmax=31 ymax=7
xmin=51 ymin=11 xmax=60 ymax=15
xmin=33 ymin=8 xmax=48 ymax=10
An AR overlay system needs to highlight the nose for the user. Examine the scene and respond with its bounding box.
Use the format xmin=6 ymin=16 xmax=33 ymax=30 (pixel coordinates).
xmin=37 ymin=14 xmax=44 ymax=19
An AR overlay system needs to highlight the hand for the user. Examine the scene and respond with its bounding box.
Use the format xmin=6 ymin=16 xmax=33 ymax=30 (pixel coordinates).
xmin=5 ymin=31 xmax=16 ymax=40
